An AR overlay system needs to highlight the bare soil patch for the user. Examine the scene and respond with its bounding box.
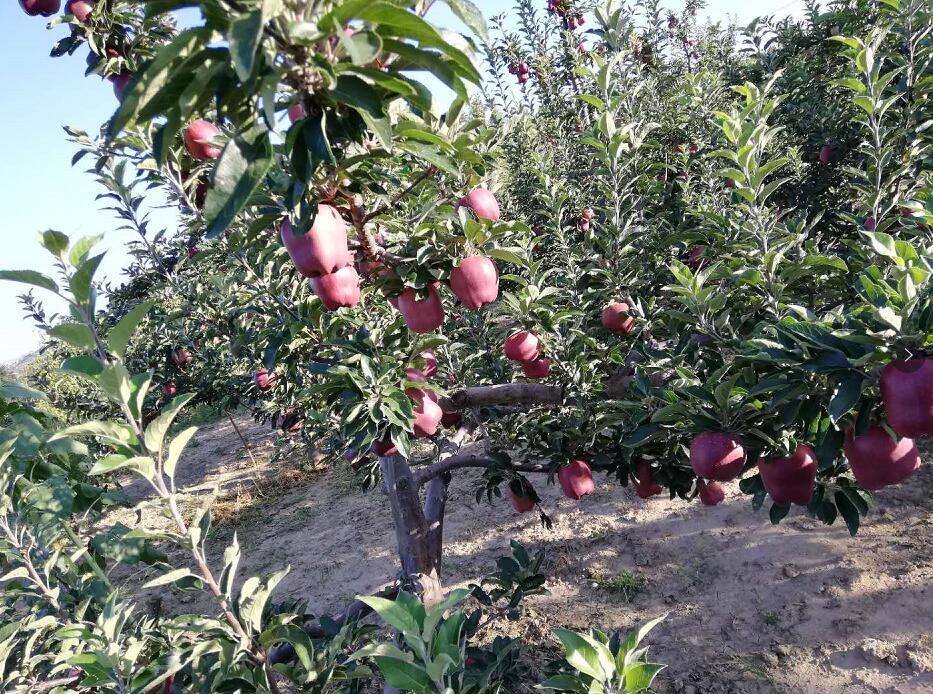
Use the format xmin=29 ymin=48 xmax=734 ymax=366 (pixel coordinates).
xmin=105 ymin=416 xmax=933 ymax=693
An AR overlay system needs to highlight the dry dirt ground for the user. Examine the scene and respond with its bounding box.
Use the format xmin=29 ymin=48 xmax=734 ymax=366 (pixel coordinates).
xmin=108 ymin=415 xmax=933 ymax=694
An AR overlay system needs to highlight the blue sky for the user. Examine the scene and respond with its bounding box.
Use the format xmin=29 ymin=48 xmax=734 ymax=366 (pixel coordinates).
xmin=0 ymin=0 xmax=804 ymax=364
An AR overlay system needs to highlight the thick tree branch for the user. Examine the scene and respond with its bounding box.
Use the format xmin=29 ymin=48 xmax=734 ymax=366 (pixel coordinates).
xmin=414 ymin=453 xmax=550 ymax=485
xmin=439 ymin=383 xmax=565 ymax=412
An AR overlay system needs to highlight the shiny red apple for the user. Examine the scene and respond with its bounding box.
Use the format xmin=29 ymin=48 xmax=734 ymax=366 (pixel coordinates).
xmin=602 ymin=302 xmax=635 ymax=334
xmin=183 ymin=119 xmax=223 ymax=160
xmin=697 ymin=479 xmax=725 ymax=506
xmin=521 ymin=358 xmax=551 ymax=378
xmin=449 ymin=255 xmax=499 ymax=309
xmin=280 ymin=205 xmax=351 ymax=277
xmin=689 ymin=431 xmax=745 ymax=481
xmin=397 ymin=283 xmax=444 ymax=333
xmin=310 ymin=266 xmax=361 ymax=310
xmin=843 ymin=426 xmax=920 ymax=491
xmin=458 ymin=187 xmax=501 ymax=222
xmin=558 ymin=459 xmax=595 ymax=500
xmin=757 ymin=444 xmax=817 ymax=505
xmin=633 ymin=460 xmax=663 ymax=498
xmin=880 ymin=359 xmax=933 ymax=438
xmin=504 ymin=330 xmax=541 ymax=362
xmin=406 ymin=387 xmax=443 ymax=438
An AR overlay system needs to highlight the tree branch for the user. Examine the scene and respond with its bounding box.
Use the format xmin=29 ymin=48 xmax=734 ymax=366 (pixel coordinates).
xmin=439 ymin=383 xmax=565 ymax=412
xmin=363 ymin=166 xmax=438 ymax=223
xmin=414 ymin=453 xmax=550 ymax=485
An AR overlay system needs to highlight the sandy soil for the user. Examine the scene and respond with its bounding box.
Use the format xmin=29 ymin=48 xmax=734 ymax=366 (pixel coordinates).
xmin=108 ymin=416 xmax=933 ymax=694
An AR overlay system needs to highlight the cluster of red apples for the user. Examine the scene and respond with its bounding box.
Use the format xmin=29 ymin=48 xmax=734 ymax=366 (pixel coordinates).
xmin=280 ymin=186 xmax=502 ymax=326
xmin=682 ymin=358 xmax=930 ymax=508
xmin=159 ymin=348 xmax=191 ymax=399
xmin=20 ymin=0 xmax=92 ymax=20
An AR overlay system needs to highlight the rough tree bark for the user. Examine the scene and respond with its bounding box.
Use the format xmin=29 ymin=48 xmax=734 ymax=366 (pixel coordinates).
xmin=379 ymin=454 xmax=444 ymax=607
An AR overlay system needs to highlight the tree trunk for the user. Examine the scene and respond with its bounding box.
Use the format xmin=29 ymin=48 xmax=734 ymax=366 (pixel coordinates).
xmin=379 ymin=454 xmax=444 ymax=607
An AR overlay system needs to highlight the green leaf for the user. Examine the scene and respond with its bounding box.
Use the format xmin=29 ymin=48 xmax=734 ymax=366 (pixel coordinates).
xmin=108 ymin=301 xmax=153 ymax=359
xmin=69 ymin=252 xmax=105 ymax=304
xmin=553 ymin=628 xmax=609 ymax=681
xmin=0 ymin=383 xmax=47 ymax=401
xmin=769 ymin=502 xmax=791 ymax=524
xmin=539 ymin=674 xmax=590 ymax=693
xmin=0 ymin=270 xmax=58 ymax=293
xmin=834 ymin=490 xmax=861 ymax=536
xmin=441 ymin=0 xmax=488 ymax=41
xmin=487 ymin=248 xmax=526 ymax=267
xmin=38 ymin=230 xmax=70 ymax=258
xmin=48 ymin=324 xmax=97 ymax=352
xmin=109 ymin=29 xmax=210 ymax=136
xmin=338 ymin=30 xmax=383 ymax=65
xmin=98 ymin=363 xmax=132 ymax=405
xmin=357 ymin=593 xmax=421 ymax=635
xmin=624 ymin=662 xmax=666 ymax=691
xmin=259 ymin=624 xmax=315 ymax=674
xmin=142 ymin=568 xmax=199 ymax=589
xmin=373 ymin=657 xmax=433 ymax=694
xmin=861 ymin=231 xmax=897 ymax=259
xmin=830 ymin=375 xmax=863 ymax=424
xmin=68 ymin=234 xmax=104 ymax=267
xmin=203 ymin=126 xmax=273 ymax=239
xmin=144 ymin=393 xmax=195 ymax=454
xmin=164 ymin=427 xmax=198 ymax=482
xmin=60 ymin=355 xmax=105 ymax=380
xmin=238 ymin=568 xmax=289 ymax=632
xmin=89 ymin=455 xmax=155 ymax=479
xmin=229 ymin=8 xmax=265 ymax=81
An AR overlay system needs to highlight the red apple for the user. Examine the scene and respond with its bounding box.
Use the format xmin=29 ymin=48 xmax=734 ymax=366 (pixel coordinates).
xmin=441 ymin=411 xmax=462 ymax=428
xmin=458 ymin=187 xmax=501 ymax=222
xmin=689 ymin=431 xmax=746 ymax=481
xmin=310 ymin=266 xmax=361 ymax=310
xmin=757 ymin=444 xmax=817 ymax=505
xmin=697 ymin=479 xmax=725 ymax=506
xmin=187 ymin=247 xmax=199 ymax=259
xmin=558 ymin=459 xmax=595 ymax=500
xmin=279 ymin=206 xmax=350 ymax=277
xmin=521 ymin=358 xmax=551 ymax=378
xmin=581 ymin=208 xmax=595 ymax=221
xmin=418 ymin=350 xmax=437 ymax=378
xmin=183 ymin=119 xmax=223 ymax=160
xmin=282 ymin=410 xmax=303 ymax=433
xmin=65 ymin=0 xmax=93 ymax=21
xmin=601 ymin=302 xmax=635 ymax=334
xmin=287 ymin=103 xmax=306 ymax=123
xmin=253 ymin=368 xmax=273 ymax=390
xmin=881 ymin=359 xmax=933 ymax=438
xmin=864 ymin=216 xmax=876 ymax=231
xmin=406 ymin=388 xmax=443 ymax=438
xmin=504 ymin=330 xmax=541 ymax=362
xmin=162 ymin=382 xmax=177 ymax=398
xmin=843 ymin=426 xmax=920 ymax=491
xmin=449 ymin=255 xmax=499 ymax=309
xmin=398 ymin=283 xmax=445 ymax=333
xmin=819 ymin=145 xmax=832 ymax=164
xmin=507 ymin=479 xmax=536 ymax=513
xmin=687 ymin=246 xmax=706 ymax=269
xmin=171 ymin=349 xmax=191 ymax=366
xmin=633 ymin=460 xmax=663 ymax=498
xmin=111 ymin=70 xmax=132 ymax=100
xmin=371 ymin=437 xmax=398 ymax=457
xmin=19 ymin=0 xmax=60 ymax=15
